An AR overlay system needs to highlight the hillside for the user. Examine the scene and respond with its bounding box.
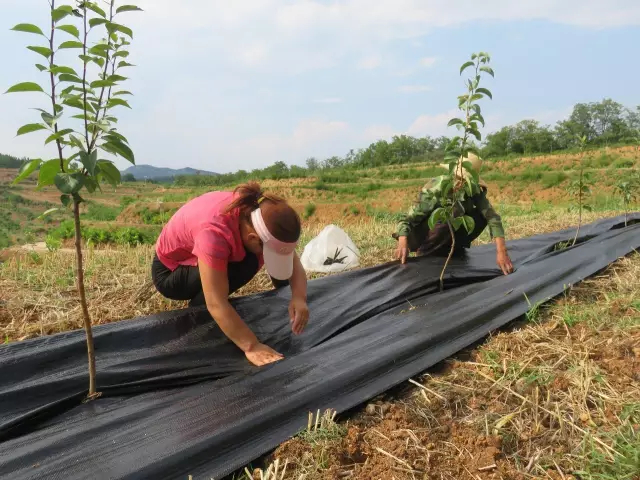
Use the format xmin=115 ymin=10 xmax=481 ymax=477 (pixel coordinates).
xmin=122 ymin=164 xmax=217 ymax=180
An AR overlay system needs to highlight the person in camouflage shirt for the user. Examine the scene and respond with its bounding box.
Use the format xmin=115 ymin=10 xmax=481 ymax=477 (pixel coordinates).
xmin=394 ymin=153 xmax=513 ymax=275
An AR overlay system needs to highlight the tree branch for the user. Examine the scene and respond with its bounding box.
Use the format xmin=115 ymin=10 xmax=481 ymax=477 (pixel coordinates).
xmin=49 ymin=0 xmax=65 ymax=172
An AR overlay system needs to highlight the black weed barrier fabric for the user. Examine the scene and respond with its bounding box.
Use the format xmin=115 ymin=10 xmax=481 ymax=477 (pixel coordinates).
xmin=0 ymin=215 xmax=638 ymax=479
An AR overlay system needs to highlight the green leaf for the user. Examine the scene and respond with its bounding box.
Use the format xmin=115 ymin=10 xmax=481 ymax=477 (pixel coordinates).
xmin=480 ymin=66 xmax=495 ymax=77
xmin=476 ymin=87 xmax=492 ymax=100
xmin=86 ymin=2 xmax=107 ymax=18
xmin=35 ymin=64 xmax=48 ymax=72
xmin=45 ymin=128 xmax=74 ymax=145
xmin=62 ymin=97 xmax=87 ymax=110
xmin=56 ymin=24 xmax=80 ymax=37
xmin=97 ymin=160 xmax=121 ymax=186
xmin=116 ymin=5 xmax=143 ymax=13
xmin=5 ymin=82 xmax=44 ymax=94
xmin=451 ymin=217 xmax=463 ymax=230
xmin=11 ymin=23 xmax=45 ymax=35
xmin=459 ymin=61 xmax=474 ymax=75
xmin=58 ymin=73 xmax=84 ymax=83
xmin=470 ymin=129 xmax=482 ymax=142
xmin=90 ymin=79 xmax=116 ymax=89
xmin=60 ymin=194 xmax=72 ymax=207
xmin=27 ymin=46 xmax=52 ymax=58
xmin=88 ymin=44 xmax=110 ymax=58
xmin=54 ymin=172 xmax=84 ymax=194
xmin=117 ymin=61 xmax=135 ymax=68
xmin=113 ymin=50 xmax=129 ymax=58
xmin=69 ymin=135 xmax=87 ymax=151
xmin=79 ymin=54 xmax=92 ymax=64
xmin=37 ymin=208 xmax=59 ymax=220
xmin=89 ymin=18 xmax=108 ymax=28
xmin=38 ymin=159 xmax=62 ymax=188
xmin=59 ymin=40 xmax=84 ymax=49
xmin=13 ymin=159 xmax=42 ymax=184
xmin=106 ymin=22 xmax=133 ymax=38
xmin=84 ymin=176 xmax=99 ymax=193
xmin=80 ymin=150 xmax=98 ymax=176
xmin=447 ymin=118 xmax=464 ymax=127
xmin=108 ymin=74 xmax=128 ymax=82
xmin=39 ymin=110 xmax=55 ymax=127
xmin=104 ymin=131 xmax=129 ymax=144
xmin=102 ymin=139 xmax=135 ymax=164
xmin=112 ymin=90 xmax=133 ymax=96
xmin=52 ymin=5 xmax=74 ymax=22
xmin=50 ymin=65 xmax=78 ymax=76
xmin=17 ymin=123 xmax=48 ymax=136
xmin=107 ymin=98 xmax=131 ymax=109
xmin=428 ymin=207 xmax=447 ymax=230
xmin=470 ymin=113 xmax=485 ymax=128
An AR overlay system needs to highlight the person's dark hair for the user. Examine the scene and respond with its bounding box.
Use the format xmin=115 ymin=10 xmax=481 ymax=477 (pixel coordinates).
xmin=225 ymin=182 xmax=301 ymax=243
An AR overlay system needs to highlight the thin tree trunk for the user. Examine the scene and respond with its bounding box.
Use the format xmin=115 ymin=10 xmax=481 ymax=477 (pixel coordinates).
xmin=439 ymin=220 xmax=456 ymax=292
xmin=624 ymin=207 xmax=628 ymax=228
xmin=73 ymin=199 xmax=97 ymax=398
xmin=572 ymin=167 xmax=583 ymax=247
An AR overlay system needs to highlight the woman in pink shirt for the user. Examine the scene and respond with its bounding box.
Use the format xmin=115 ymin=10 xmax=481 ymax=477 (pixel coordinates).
xmin=152 ymin=182 xmax=309 ymax=366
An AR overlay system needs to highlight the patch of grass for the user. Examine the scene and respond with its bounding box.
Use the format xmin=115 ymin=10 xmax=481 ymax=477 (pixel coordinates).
xmin=48 ymin=220 xmax=159 ymax=246
xmin=83 ymin=202 xmax=121 ymax=222
xmin=541 ymin=171 xmax=568 ymax=188
xmin=139 ymin=207 xmax=176 ymax=225
xmin=612 ymin=158 xmax=635 ymax=169
xmin=303 ymin=202 xmax=317 ymax=220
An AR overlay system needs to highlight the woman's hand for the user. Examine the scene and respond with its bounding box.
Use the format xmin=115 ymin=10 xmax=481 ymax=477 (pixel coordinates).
xmin=245 ymin=342 xmax=284 ymax=366
xmin=395 ymin=236 xmax=410 ymax=264
xmin=495 ymin=237 xmax=514 ymax=275
xmin=289 ymin=296 xmax=309 ymax=335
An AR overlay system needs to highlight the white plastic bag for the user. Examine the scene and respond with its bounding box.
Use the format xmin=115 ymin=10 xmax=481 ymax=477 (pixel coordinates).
xmin=300 ymin=225 xmax=360 ymax=273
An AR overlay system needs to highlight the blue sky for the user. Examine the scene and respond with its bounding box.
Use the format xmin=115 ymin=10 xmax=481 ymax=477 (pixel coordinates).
xmin=1 ymin=0 xmax=639 ymax=173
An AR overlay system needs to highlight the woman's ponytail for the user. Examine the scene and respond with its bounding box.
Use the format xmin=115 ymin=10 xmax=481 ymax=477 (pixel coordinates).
xmin=224 ymin=181 xmax=284 ymax=216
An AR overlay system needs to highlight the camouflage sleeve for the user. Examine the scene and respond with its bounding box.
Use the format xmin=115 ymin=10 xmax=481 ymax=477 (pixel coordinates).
xmin=475 ymin=191 xmax=505 ymax=239
xmin=396 ymin=189 xmax=439 ymax=237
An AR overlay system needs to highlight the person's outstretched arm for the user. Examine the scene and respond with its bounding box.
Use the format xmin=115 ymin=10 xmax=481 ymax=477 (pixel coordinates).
xmin=475 ymin=193 xmax=513 ymax=275
xmin=199 ymin=259 xmax=284 ymax=366
xmin=288 ymin=253 xmax=309 ymax=335
xmin=396 ymin=186 xmax=439 ymax=264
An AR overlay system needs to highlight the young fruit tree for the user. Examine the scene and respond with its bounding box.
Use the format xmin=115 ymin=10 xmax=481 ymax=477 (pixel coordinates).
xmin=429 ymin=52 xmax=494 ymax=291
xmin=569 ymin=135 xmax=592 ymax=246
xmin=6 ymin=0 xmax=141 ymax=398
xmin=614 ymin=177 xmax=638 ymax=227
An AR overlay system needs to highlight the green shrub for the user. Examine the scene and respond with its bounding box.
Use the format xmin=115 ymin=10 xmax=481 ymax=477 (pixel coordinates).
xmin=119 ymin=196 xmax=137 ymax=208
xmin=612 ymin=158 xmax=635 ymax=169
xmin=45 ymin=234 xmax=62 ymax=252
xmin=84 ymin=202 xmax=121 ymax=221
xmin=303 ymin=202 xmax=317 ymax=219
xmin=541 ymin=172 xmax=568 ymax=189
xmin=313 ymin=180 xmax=330 ymax=191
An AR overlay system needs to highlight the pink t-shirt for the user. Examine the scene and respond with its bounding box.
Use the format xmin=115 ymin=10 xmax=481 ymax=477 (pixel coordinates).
xmin=155 ymin=191 xmax=264 ymax=272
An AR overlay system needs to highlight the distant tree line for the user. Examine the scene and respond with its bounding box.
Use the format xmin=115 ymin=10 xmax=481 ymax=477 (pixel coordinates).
xmin=175 ymin=98 xmax=639 ymax=187
xmin=0 ymin=153 xmax=29 ymax=169
xmin=3 ymin=98 xmax=638 ymax=186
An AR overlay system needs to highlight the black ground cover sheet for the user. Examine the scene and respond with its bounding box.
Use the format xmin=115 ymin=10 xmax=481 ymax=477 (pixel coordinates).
xmin=0 ymin=215 xmax=638 ymax=479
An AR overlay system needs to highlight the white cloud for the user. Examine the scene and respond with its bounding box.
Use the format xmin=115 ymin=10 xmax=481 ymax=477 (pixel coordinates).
xmin=362 ymin=124 xmax=397 ymax=143
xmin=406 ymin=110 xmax=458 ymax=137
xmin=357 ymin=54 xmax=382 ymax=70
xmin=398 ymin=85 xmax=433 ymax=93
xmin=419 ymin=56 xmax=437 ymax=67
xmin=239 ymin=119 xmax=352 ymax=165
xmin=313 ymin=97 xmax=343 ymax=104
